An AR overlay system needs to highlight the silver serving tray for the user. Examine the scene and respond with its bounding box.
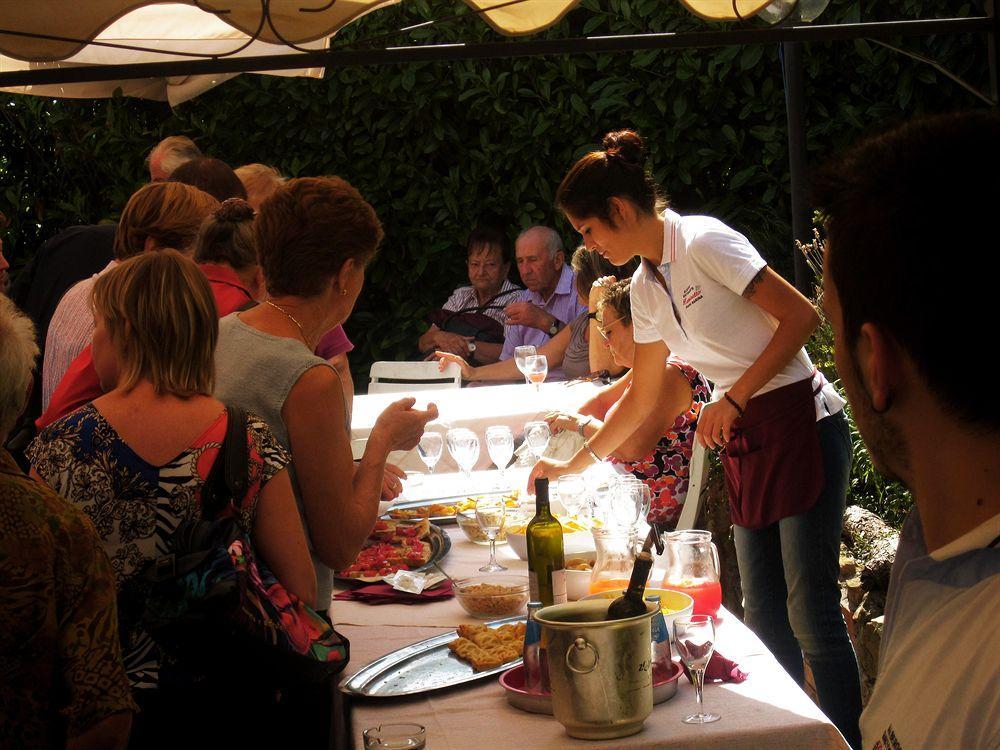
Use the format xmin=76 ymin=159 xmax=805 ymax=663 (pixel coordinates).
xmin=339 ymin=616 xmax=524 ymax=698
xmin=334 ymin=523 xmax=451 ymax=584
xmin=381 ymin=496 xmax=469 ymax=525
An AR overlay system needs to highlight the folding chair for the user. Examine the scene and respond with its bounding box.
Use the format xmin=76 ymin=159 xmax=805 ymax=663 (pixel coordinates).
xmin=367 ymin=360 xmax=462 ymax=394
xmin=675 ymin=440 xmax=709 ymax=530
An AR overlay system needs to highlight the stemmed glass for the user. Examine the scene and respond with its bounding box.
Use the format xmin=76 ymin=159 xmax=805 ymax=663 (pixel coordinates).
xmin=486 ymin=425 xmax=514 ymax=488
xmin=613 ymin=477 xmax=645 ymax=530
xmin=446 ymin=428 xmax=480 ymax=480
xmin=524 ymin=354 xmax=548 ymax=391
xmin=513 ymin=345 xmax=537 ymax=384
xmin=417 ymin=432 xmax=443 ymax=474
xmin=524 ymin=420 xmax=551 ymax=461
xmin=673 ymin=615 xmax=721 ymax=724
xmin=557 ymin=473 xmax=587 ymax=517
xmin=475 ymin=495 xmax=508 ymax=572
xmin=591 ymin=474 xmax=618 ymax=525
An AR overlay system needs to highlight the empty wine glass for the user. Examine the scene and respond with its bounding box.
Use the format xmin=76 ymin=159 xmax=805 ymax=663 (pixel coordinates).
xmin=475 ymin=495 xmax=508 ymax=572
xmin=417 ymin=432 xmax=443 ymax=474
xmin=524 ymin=420 xmax=551 ymax=461
xmin=524 ymin=354 xmax=548 ymax=391
xmin=486 ymin=425 xmax=514 ymax=487
xmin=513 ymin=345 xmax=537 ymax=384
xmin=446 ymin=428 xmax=480 ymax=479
xmin=557 ymin=473 xmax=586 ymax=517
xmin=673 ymin=615 xmax=720 ymax=724
xmin=612 ymin=477 xmax=644 ymax=530
xmin=591 ymin=474 xmax=618 ymax=525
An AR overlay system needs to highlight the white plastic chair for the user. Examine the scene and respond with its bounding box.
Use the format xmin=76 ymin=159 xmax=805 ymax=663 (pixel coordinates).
xmin=675 ymin=440 xmax=709 ymax=530
xmin=367 ymin=360 xmax=462 ymax=394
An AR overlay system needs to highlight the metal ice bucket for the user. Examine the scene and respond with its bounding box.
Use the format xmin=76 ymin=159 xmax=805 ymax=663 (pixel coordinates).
xmin=535 ymin=599 xmax=656 ymax=740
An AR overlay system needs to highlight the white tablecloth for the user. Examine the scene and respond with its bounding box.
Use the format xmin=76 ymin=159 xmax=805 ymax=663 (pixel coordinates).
xmin=350 ymin=381 xmax=601 ymax=472
xmin=333 ymin=519 xmax=848 ymax=750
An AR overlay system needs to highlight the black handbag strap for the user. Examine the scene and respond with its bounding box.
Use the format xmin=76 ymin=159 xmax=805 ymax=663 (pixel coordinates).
xmin=445 ymin=285 xmax=523 ymax=318
xmin=202 ymin=405 xmax=249 ymax=520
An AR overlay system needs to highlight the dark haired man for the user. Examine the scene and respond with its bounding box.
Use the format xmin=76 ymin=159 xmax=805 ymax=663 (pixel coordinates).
xmin=816 ymin=110 xmax=1000 ymax=749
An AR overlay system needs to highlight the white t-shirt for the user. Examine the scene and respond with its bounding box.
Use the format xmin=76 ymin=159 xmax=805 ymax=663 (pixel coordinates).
xmin=630 ymin=209 xmax=844 ymax=418
xmin=860 ymin=510 xmax=1000 ymax=750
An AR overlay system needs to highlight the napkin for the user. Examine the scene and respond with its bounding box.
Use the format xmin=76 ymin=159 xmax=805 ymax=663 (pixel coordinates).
xmin=681 ymin=650 xmax=748 ymax=683
xmin=333 ymin=580 xmax=454 ymax=605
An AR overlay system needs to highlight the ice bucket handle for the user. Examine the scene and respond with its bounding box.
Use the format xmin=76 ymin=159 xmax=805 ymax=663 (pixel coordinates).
xmin=565 ymin=637 xmax=600 ymax=675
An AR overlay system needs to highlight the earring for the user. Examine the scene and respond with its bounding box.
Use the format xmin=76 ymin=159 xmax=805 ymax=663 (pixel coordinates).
xmin=341 ymin=289 xmax=348 ymax=296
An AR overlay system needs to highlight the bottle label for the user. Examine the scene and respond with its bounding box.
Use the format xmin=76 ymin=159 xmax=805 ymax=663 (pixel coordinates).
xmin=551 ymin=569 xmax=567 ymax=604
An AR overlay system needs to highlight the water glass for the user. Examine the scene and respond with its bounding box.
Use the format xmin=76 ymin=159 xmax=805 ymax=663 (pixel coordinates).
xmin=673 ymin=615 xmax=720 ymax=724
xmin=475 ymin=495 xmax=508 ymax=572
xmin=613 ymin=476 xmax=644 ymax=529
xmin=524 ymin=420 xmax=551 ymax=461
xmin=417 ymin=432 xmax=443 ymax=474
xmin=486 ymin=425 xmax=514 ymax=486
xmin=557 ymin=473 xmax=586 ymax=517
xmin=362 ymin=723 xmax=426 ymax=749
xmin=513 ymin=345 xmax=537 ymax=384
xmin=524 ymin=354 xmax=548 ymax=391
xmin=446 ymin=428 xmax=480 ymax=479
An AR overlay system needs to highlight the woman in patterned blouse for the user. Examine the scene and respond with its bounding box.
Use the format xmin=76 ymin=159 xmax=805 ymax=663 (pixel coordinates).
xmin=27 ymin=251 xmax=315 ymax=742
xmin=544 ymin=279 xmax=711 ymax=528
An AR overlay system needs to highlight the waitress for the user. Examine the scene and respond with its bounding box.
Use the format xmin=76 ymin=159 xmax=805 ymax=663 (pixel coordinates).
xmin=529 ymin=130 xmax=861 ymax=748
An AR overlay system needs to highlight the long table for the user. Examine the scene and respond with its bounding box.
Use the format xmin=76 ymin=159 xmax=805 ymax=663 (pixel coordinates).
xmin=350 ymin=381 xmax=601 ymax=472
xmin=333 ymin=500 xmax=848 ymax=750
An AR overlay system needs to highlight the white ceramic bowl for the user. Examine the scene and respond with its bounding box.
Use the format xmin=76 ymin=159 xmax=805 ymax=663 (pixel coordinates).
xmin=505 ymin=529 xmax=596 ymax=561
xmin=564 ymin=552 xmax=597 ymax=601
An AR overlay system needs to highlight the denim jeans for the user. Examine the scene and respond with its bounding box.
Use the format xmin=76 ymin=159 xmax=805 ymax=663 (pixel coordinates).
xmin=733 ymin=410 xmax=862 ymax=749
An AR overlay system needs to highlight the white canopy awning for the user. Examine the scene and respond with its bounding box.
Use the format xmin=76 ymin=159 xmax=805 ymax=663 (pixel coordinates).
xmin=0 ymin=1 xmax=773 ymax=104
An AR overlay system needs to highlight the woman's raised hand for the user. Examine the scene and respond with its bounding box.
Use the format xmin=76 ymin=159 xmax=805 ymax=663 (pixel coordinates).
xmin=372 ymin=397 xmax=439 ymax=453
xmin=434 ymin=351 xmax=473 ymax=379
xmin=545 ymin=410 xmax=583 ymax=435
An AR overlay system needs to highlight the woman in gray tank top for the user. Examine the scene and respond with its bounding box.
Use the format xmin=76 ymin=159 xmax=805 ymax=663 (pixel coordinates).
xmin=214 ymin=177 xmax=437 ymax=610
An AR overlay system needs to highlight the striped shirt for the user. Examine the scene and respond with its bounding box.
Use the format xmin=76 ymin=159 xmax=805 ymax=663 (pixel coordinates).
xmin=442 ymin=279 xmax=522 ymax=324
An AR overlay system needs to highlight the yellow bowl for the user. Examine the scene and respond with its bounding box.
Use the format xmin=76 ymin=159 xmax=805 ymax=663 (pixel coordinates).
xmin=580 ymin=587 xmax=694 ymax=633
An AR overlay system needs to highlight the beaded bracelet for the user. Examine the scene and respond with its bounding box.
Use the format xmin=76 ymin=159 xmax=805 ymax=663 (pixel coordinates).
xmin=583 ymin=439 xmax=603 ymax=463
xmin=723 ymin=392 xmax=745 ymax=419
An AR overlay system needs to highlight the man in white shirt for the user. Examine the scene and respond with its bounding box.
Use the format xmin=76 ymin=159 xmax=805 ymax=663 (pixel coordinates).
xmin=817 ymin=110 xmax=1000 ymax=750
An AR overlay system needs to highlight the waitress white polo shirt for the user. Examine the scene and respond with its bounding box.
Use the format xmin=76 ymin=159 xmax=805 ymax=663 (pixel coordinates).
xmin=630 ymin=209 xmax=843 ymax=419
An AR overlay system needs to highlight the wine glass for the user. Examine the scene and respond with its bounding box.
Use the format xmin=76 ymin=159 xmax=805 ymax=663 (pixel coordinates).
xmin=446 ymin=428 xmax=480 ymax=479
xmin=475 ymin=495 xmax=508 ymax=572
xmin=513 ymin=345 xmax=537 ymax=384
xmin=486 ymin=425 xmax=514 ymax=487
xmin=524 ymin=354 xmax=548 ymax=391
xmin=613 ymin=477 xmax=644 ymax=530
xmin=591 ymin=474 xmax=618 ymax=525
xmin=417 ymin=432 xmax=443 ymax=474
xmin=524 ymin=420 xmax=551 ymax=461
xmin=557 ymin=473 xmax=586 ymax=517
xmin=673 ymin=615 xmax=720 ymax=724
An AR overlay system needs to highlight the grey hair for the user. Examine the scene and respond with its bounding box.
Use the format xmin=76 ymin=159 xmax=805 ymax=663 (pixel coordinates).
xmin=146 ymin=135 xmax=203 ymax=176
xmin=516 ymin=225 xmax=563 ymax=259
xmin=0 ymin=295 xmax=39 ymax=439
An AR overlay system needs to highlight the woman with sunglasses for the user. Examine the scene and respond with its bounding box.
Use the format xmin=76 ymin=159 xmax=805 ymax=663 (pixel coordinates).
xmin=529 ymin=130 xmax=861 ymax=748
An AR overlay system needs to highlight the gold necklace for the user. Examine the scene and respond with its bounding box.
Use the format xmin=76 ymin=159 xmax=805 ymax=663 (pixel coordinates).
xmin=263 ymin=299 xmax=306 ymax=343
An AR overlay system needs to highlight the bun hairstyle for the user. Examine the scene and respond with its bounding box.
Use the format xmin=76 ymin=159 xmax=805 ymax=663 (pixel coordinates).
xmin=556 ymin=129 xmax=664 ymax=225
xmin=193 ymin=197 xmax=258 ymax=271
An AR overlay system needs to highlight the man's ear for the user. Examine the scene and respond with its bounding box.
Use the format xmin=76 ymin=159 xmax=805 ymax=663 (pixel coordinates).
xmin=855 ymin=322 xmax=902 ymax=413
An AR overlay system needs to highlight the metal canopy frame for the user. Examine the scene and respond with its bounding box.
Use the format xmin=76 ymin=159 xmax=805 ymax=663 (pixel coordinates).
xmin=2 ymin=13 xmax=996 ymax=290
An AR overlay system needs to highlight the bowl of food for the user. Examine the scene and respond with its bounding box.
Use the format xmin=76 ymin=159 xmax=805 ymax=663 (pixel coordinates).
xmin=581 ymin=587 xmax=694 ymax=635
xmin=456 ymin=509 xmax=510 ymax=546
xmin=564 ymin=553 xmax=596 ymax=601
xmin=505 ymin=515 xmax=597 ymax=561
xmin=454 ymin=574 xmax=530 ymax=619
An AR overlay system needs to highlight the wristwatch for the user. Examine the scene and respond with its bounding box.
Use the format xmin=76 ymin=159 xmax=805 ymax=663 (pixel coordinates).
xmin=547 ymin=317 xmax=560 ymax=336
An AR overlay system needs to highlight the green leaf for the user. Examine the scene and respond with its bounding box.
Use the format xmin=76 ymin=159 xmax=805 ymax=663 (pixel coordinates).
xmin=731 ymin=166 xmax=757 ymax=189
xmin=739 ymin=45 xmax=764 ymax=71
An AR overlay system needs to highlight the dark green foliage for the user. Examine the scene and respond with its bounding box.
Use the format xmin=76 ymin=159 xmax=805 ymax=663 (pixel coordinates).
xmin=0 ymin=0 xmax=986 ymax=400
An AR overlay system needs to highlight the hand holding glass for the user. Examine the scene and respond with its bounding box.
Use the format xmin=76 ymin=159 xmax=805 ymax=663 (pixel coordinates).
xmin=446 ymin=428 xmax=480 ymax=479
xmin=673 ymin=615 xmax=720 ymax=724
xmin=417 ymin=432 xmax=443 ymax=474
xmin=475 ymin=496 xmax=508 ymax=572
xmin=524 ymin=420 xmax=551 ymax=461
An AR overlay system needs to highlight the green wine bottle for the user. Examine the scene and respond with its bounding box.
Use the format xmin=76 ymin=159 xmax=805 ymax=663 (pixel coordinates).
xmin=526 ymin=478 xmax=567 ymax=606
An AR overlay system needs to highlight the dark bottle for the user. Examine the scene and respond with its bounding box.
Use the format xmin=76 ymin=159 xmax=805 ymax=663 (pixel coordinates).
xmin=526 ymin=478 xmax=567 ymax=607
xmin=606 ymin=550 xmax=654 ymax=620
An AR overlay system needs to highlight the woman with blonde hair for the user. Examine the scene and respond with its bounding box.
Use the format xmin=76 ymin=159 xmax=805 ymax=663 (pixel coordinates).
xmin=39 ymin=182 xmax=219 ymax=427
xmin=28 ymin=250 xmax=314 ymax=743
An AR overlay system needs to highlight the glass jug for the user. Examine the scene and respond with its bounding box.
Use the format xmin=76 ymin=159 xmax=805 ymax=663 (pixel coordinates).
xmin=659 ymin=530 xmax=722 ymax=617
xmin=588 ymin=527 xmax=639 ymax=595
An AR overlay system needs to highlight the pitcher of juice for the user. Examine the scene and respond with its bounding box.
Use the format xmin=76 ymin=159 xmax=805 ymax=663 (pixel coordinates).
xmin=659 ymin=530 xmax=722 ymax=617
xmin=588 ymin=527 xmax=638 ymax=595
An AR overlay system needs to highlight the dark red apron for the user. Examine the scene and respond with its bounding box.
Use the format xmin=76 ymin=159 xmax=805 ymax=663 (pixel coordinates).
xmin=720 ymin=376 xmax=824 ymax=529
